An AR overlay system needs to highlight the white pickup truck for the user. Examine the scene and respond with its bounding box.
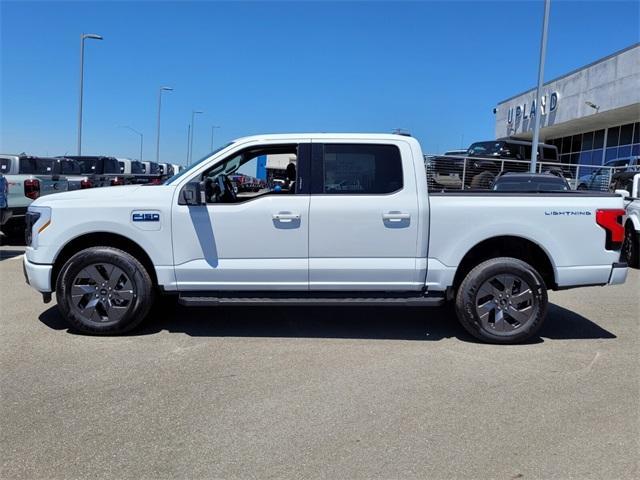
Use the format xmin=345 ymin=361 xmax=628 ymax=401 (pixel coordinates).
xmin=23 ymin=134 xmax=628 ymax=343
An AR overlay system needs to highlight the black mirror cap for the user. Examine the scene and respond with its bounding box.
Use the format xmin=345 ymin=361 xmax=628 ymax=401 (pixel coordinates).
xmin=178 ymin=181 xmax=204 ymax=205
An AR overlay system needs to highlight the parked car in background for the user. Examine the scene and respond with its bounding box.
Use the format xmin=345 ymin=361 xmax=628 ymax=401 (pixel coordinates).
xmin=429 ymin=139 xmax=559 ymax=190
xmin=55 ymin=158 xmax=93 ymax=190
xmin=140 ymin=161 xmax=163 ymax=184
xmin=158 ymin=163 xmax=175 ymax=178
xmin=611 ymin=172 xmax=640 ymax=268
xmin=116 ymin=158 xmax=146 ymax=184
xmin=467 ymin=139 xmax=559 ymax=163
xmin=62 ymin=156 xmax=124 ymax=187
xmin=0 ymin=172 xmax=7 ymax=237
xmin=492 ymin=172 xmax=570 ymax=192
xmin=576 ymin=157 xmax=639 ymax=191
xmin=171 ymin=164 xmax=183 ymax=176
xmin=0 ymin=155 xmax=68 ymax=226
xmin=230 ymin=173 xmax=263 ymax=192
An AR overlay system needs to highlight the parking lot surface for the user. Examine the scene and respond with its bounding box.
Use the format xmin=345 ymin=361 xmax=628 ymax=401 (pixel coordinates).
xmin=1 ymin=244 xmax=639 ymax=479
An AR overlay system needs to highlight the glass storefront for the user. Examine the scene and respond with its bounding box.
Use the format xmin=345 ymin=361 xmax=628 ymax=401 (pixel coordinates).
xmin=547 ymin=122 xmax=640 ymax=170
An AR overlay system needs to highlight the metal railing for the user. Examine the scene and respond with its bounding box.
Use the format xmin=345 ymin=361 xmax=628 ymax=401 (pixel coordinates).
xmin=424 ymin=154 xmax=627 ymax=192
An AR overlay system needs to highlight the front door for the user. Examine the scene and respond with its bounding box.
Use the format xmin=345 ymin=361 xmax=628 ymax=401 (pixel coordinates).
xmin=172 ymin=143 xmax=310 ymax=291
xmin=308 ymin=140 xmax=421 ymax=290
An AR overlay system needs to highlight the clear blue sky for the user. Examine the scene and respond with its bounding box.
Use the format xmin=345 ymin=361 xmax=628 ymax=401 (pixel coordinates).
xmin=1 ymin=1 xmax=639 ymax=163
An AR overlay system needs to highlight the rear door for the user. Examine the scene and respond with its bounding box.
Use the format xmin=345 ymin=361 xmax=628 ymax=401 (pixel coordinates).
xmin=308 ymin=140 xmax=421 ymax=290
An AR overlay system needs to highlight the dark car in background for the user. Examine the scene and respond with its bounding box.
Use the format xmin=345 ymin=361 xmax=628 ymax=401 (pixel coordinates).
xmin=577 ymin=156 xmax=640 ymax=191
xmin=61 ymin=156 xmax=124 ymax=187
xmin=428 ymin=139 xmax=560 ymax=190
xmin=55 ymin=158 xmax=93 ymax=190
xmin=491 ymin=172 xmax=570 ymax=192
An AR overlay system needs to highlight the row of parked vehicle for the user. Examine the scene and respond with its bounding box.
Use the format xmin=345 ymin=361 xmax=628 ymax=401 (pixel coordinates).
xmin=426 ymin=137 xmax=640 ymax=192
xmin=0 ymin=154 xmax=182 ymax=232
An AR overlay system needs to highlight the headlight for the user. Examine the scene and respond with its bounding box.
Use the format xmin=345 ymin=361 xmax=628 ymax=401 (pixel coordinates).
xmin=25 ymin=206 xmax=51 ymax=248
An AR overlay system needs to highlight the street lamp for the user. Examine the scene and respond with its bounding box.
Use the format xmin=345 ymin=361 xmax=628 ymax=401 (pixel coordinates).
xmin=188 ymin=110 xmax=203 ymax=165
xmin=77 ymin=33 xmax=103 ymax=156
xmin=210 ymin=125 xmax=221 ymax=150
xmin=120 ymin=125 xmax=144 ymax=161
xmin=156 ymin=86 xmax=173 ymax=162
xmin=530 ymin=0 xmax=551 ymax=173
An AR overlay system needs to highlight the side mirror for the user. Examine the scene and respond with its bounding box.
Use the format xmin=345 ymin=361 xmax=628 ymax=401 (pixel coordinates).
xmin=614 ymin=189 xmax=630 ymax=198
xmin=179 ymin=181 xmax=205 ymax=205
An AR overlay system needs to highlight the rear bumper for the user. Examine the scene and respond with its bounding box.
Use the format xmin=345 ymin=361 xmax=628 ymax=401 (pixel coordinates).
xmin=608 ymin=262 xmax=628 ymax=285
xmin=23 ymin=255 xmax=52 ymax=293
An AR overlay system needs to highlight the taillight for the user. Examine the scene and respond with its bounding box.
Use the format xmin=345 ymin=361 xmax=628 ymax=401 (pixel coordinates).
xmin=596 ymin=209 xmax=625 ymax=250
xmin=24 ymin=179 xmax=40 ymax=200
xmin=80 ymin=179 xmax=93 ymax=189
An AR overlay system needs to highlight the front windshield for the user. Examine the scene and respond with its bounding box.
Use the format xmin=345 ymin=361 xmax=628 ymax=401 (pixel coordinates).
xmin=467 ymin=142 xmax=503 ymax=157
xmin=164 ymin=142 xmax=234 ymax=185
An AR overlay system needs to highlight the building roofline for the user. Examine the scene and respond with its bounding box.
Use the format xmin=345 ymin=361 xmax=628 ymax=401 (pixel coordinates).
xmin=496 ymin=42 xmax=640 ymax=105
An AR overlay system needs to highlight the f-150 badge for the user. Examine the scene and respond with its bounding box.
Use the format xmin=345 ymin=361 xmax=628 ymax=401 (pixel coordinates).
xmin=132 ymin=212 xmax=160 ymax=222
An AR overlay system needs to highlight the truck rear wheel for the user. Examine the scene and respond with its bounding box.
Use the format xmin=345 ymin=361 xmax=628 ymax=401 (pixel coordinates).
xmin=56 ymin=247 xmax=154 ymax=335
xmin=455 ymin=257 xmax=548 ymax=344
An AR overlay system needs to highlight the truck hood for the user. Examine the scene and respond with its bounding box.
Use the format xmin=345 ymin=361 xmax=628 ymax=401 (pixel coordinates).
xmin=31 ymin=184 xmax=175 ymax=206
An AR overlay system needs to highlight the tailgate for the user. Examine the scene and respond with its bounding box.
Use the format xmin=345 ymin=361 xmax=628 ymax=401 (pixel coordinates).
xmin=37 ymin=176 xmax=69 ymax=196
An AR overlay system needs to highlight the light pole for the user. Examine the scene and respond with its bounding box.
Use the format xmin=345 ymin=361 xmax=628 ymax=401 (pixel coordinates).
xmin=530 ymin=0 xmax=551 ymax=173
xmin=188 ymin=110 xmax=203 ymax=165
xmin=186 ymin=124 xmax=191 ymax=165
xmin=156 ymin=86 xmax=173 ymax=162
xmin=120 ymin=126 xmax=143 ymax=161
xmin=210 ymin=125 xmax=221 ymax=150
xmin=77 ymin=33 xmax=103 ymax=155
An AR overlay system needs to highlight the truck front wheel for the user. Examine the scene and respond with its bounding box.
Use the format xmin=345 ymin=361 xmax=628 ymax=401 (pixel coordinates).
xmin=56 ymin=247 xmax=154 ymax=335
xmin=455 ymin=257 xmax=548 ymax=344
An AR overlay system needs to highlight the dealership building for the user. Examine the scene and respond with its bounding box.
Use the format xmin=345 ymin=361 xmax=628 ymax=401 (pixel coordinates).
xmin=494 ymin=43 xmax=639 ymax=168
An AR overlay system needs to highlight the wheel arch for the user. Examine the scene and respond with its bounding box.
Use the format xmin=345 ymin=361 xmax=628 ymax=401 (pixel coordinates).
xmin=452 ymin=235 xmax=556 ymax=291
xmin=626 ymin=215 xmax=640 ymax=232
xmin=51 ymin=232 xmax=158 ymax=291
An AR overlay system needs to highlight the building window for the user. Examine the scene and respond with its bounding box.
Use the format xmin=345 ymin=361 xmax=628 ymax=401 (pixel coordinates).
xmin=607 ymin=126 xmax=620 ymax=147
xmin=547 ymin=123 xmax=639 ymax=171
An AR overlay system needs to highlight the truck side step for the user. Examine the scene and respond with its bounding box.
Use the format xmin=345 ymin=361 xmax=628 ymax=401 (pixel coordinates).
xmin=178 ymin=292 xmax=446 ymax=307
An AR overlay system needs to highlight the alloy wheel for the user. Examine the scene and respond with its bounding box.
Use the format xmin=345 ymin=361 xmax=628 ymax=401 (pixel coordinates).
xmin=70 ymin=263 xmax=135 ymax=323
xmin=475 ymin=274 xmax=536 ymax=334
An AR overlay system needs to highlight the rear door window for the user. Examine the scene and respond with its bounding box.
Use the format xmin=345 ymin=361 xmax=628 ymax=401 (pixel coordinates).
xmin=0 ymin=158 xmax=10 ymax=174
xmin=319 ymin=144 xmax=403 ymax=194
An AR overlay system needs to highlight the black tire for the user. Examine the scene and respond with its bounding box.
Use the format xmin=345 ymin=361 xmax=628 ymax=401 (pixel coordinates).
xmin=469 ymin=171 xmax=495 ymax=189
xmin=577 ymin=184 xmax=588 ymax=191
xmin=622 ymin=223 xmax=639 ymax=269
xmin=56 ymin=247 xmax=154 ymax=335
xmin=455 ymin=257 xmax=548 ymax=344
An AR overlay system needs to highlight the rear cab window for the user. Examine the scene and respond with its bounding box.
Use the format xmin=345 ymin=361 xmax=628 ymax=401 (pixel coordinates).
xmin=0 ymin=157 xmax=10 ymax=174
xmin=18 ymin=157 xmax=55 ymax=175
xmin=317 ymin=144 xmax=403 ymax=194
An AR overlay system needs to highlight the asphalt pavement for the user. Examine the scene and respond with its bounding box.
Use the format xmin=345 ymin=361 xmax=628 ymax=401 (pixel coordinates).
xmin=1 ymin=244 xmax=638 ymax=479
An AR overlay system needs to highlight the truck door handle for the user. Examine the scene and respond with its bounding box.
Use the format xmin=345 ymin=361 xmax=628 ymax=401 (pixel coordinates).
xmin=273 ymin=212 xmax=300 ymax=222
xmin=382 ymin=212 xmax=410 ymax=221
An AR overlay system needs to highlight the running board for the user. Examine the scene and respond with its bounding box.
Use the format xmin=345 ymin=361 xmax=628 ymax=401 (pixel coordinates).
xmin=178 ymin=292 xmax=446 ymax=307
